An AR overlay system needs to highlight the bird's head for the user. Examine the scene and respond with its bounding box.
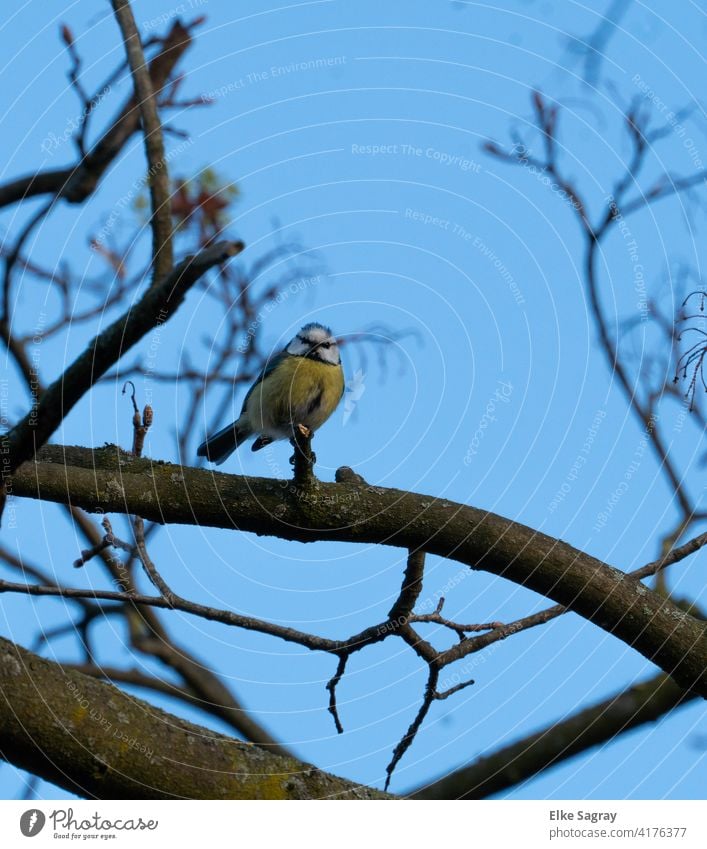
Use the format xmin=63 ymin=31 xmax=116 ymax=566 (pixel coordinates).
xmin=287 ymin=322 xmax=341 ymax=365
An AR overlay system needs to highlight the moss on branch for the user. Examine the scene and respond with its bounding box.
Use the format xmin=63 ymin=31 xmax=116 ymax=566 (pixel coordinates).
xmin=0 ymin=637 xmax=389 ymax=799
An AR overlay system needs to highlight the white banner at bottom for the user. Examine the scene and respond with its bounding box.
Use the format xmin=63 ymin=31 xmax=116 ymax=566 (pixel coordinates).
xmin=0 ymin=799 xmax=705 ymax=848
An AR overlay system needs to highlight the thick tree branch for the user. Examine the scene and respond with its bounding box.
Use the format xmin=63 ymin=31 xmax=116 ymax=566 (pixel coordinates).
xmin=4 ymin=240 xmax=243 ymax=473
xmin=62 ymin=655 xmax=288 ymax=756
xmin=437 ymin=530 xmax=707 ymax=667
xmin=10 ymin=444 xmax=707 ymax=696
xmin=411 ymin=672 xmax=697 ymax=799
xmin=0 ymin=637 xmax=388 ymax=799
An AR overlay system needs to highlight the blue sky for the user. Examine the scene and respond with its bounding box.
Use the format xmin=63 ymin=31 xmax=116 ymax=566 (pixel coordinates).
xmin=1 ymin=0 xmax=706 ymax=799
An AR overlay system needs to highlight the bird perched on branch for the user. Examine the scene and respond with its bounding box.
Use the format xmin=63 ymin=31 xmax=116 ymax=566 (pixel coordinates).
xmin=197 ymin=322 xmax=345 ymax=464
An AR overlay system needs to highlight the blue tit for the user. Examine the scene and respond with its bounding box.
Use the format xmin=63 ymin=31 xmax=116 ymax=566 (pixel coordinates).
xmin=197 ymin=322 xmax=345 ymax=464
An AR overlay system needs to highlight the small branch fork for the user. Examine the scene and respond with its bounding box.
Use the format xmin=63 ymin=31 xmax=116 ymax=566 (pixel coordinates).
xmin=73 ymin=516 xmax=131 ymax=568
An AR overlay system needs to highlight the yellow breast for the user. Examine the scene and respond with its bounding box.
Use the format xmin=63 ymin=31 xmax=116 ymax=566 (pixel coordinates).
xmin=246 ymin=355 xmax=344 ymax=436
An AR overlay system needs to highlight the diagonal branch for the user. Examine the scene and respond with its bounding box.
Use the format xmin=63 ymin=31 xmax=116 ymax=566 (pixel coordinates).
xmin=438 ymin=527 xmax=707 ymax=668
xmin=110 ymin=0 xmax=173 ymax=280
xmin=618 ymin=170 xmax=707 ymax=219
xmin=4 ymin=240 xmax=243 ymax=473
xmin=584 ymin=235 xmax=692 ymax=518
xmin=631 ymin=529 xmax=707 ymax=581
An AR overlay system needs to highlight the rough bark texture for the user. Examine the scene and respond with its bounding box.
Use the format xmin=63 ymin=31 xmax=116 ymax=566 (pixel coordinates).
xmin=411 ymin=673 xmax=697 ymax=799
xmin=10 ymin=445 xmax=707 ymax=697
xmin=0 ymin=638 xmax=389 ymax=800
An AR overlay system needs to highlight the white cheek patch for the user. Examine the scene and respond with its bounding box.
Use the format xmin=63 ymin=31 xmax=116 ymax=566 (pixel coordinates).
xmin=286 ymin=334 xmax=340 ymax=365
xmin=286 ymin=339 xmax=309 ymax=356
xmin=316 ymin=344 xmax=340 ymax=365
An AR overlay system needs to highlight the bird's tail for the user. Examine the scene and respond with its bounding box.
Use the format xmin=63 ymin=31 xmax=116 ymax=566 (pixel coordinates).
xmin=197 ymin=417 xmax=251 ymax=464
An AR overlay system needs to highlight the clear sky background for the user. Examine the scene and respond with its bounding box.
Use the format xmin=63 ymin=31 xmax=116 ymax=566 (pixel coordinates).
xmin=1 ymin=0 xmax=706 ymax=799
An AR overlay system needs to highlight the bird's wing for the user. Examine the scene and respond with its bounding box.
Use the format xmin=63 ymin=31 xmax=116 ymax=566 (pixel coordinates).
xmin=240 ymin=350 xmax=289 ymax=414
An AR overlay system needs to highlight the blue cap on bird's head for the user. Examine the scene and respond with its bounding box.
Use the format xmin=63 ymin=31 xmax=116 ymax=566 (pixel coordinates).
xmin=287 ymin=322 xmax=340 ymax=365
xmin=300 ymin=321 xmax=333 ymax=337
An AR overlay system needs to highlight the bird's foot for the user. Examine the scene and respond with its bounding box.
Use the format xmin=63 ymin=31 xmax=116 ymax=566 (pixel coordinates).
xmin=295 ymin=423 xmax=311 ymax=438
xmin=290 ymin=449 xmax=317 ymax=466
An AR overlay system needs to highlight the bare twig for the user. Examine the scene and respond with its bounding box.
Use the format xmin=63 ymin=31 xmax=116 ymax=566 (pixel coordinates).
xmin=325 ymin=655 xmax=348 ymax=735
xmin=0 ymin=579 xmax=343 ymax=652
xmin=122 ymin=380 xmax=153 ymax=456
xmin=410 ymin=597 xmax=502 ymax=640
xmin=132 ymin=516 xmax=176 ymax=605
xmin=385 ymin=665 xmax=441 ymax=791
xmin=60 ymin=24 xmax=95 ymax=157
xmin=2 ymin=199 xmax=53 ymax=322
xmin=632 ymin=529 xmax=707 ymax=581
xmin=486 ymin=92 xmax=700 ymax=527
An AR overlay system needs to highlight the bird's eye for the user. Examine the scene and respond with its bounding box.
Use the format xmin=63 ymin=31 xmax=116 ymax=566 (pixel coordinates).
xmin=321 ymin=342 xmax=331 ymax=349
